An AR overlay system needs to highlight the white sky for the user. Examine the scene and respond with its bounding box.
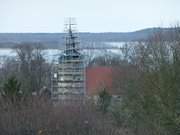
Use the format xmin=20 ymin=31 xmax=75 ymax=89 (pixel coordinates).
xmin=0 ymin=0 xmax=180 ymax=32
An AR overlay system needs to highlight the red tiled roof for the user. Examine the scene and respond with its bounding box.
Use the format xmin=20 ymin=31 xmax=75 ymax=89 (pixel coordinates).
xmin=86 ymin=66 xmax=113 ymax=95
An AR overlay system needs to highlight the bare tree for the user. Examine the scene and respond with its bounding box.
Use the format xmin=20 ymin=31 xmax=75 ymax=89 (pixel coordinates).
xmin=14 ymin=43 xmax=51 ymax=95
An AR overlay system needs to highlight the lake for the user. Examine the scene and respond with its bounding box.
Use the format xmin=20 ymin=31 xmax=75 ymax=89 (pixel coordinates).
xmin=0 ymin=42 xmax=130 ymax=64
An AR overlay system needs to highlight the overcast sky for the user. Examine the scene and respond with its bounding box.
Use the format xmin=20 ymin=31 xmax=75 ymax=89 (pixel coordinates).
xmin=0 ymin=0 xmax=180 ymax=32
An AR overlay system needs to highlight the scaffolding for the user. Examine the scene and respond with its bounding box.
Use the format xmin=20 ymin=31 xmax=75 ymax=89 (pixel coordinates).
xmin=52 ymin=20 xmax=85 ymax=101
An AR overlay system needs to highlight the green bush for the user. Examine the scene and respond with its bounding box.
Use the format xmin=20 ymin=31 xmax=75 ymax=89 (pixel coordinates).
xmin=1 ymin=76 xmax=22 ymax=103
xmin=98 ymin=88 xmax=112 ymax=114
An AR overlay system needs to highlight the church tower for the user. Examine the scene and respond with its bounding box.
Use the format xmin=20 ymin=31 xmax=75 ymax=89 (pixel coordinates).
xmin=52 ymin=19 xmax=85 ymax=101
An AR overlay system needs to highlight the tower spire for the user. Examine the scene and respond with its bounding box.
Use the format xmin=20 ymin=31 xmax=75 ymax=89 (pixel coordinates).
xmin=65 ymin=18 xmax=78 ymax=53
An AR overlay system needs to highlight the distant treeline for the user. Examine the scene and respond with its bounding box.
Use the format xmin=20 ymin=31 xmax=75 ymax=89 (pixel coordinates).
xmin=0 ymin=27 xmax=178 ymax=49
